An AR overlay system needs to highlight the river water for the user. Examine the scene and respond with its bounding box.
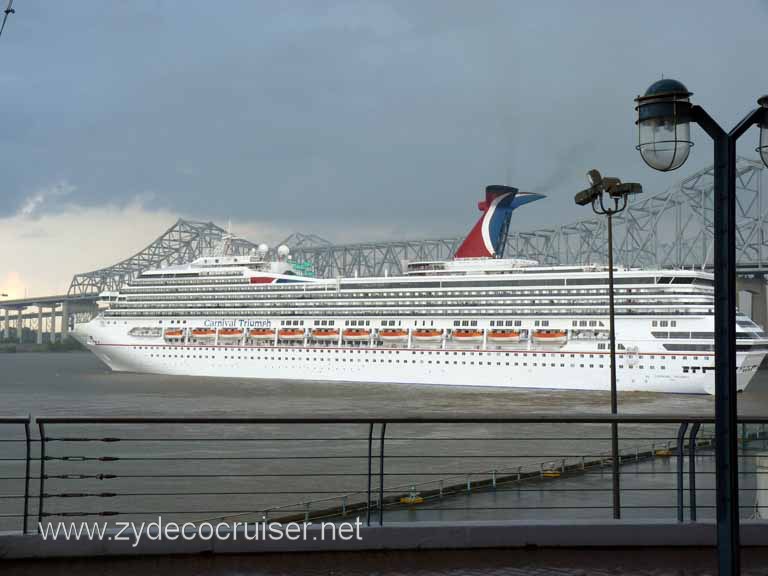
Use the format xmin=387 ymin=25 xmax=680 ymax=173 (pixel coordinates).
xmin=1 ymin=352 xmax=767 ymax=531
xmin=4 ymin=351 xmax=768 ymax=417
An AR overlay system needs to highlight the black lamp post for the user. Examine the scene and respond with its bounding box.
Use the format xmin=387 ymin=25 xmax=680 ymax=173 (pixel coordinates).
xmin=575 ymin=170 xmax=642 ymax=520
xmin=635 ymin=79 xmax=768 ymax=576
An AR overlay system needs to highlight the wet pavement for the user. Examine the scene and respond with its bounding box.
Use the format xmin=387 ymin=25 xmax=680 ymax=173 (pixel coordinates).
xmin=6 ymin=548 xmax=768 ymax=576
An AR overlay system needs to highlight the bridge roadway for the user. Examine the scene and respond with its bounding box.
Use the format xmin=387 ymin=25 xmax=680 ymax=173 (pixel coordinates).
xmin=0 ymin=294 xmax=97 ymax=344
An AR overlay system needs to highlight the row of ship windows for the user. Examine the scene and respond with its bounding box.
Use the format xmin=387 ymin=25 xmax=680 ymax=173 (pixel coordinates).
xmin=116 ymin=288 xmax=712 ymax=300
xmin=155 ymin=318 xmax=618 ymax=330
xmin=121 ymin=284 xmax=712 ymax=300
xmin=653 ymin=330 xmax=767 ymax=340
xmin=117 ymin=290 xmax=712 ymax=303
xmin=129 ymin=276 xmax=705 ymax=289
xmin=111 ymin=299 xmax=712 ymax=310
xmin=140 ymin=352 xmax=724 ymax=372
xmin=133 ymin=346 xmax=707 ymax=361
xmin=105 ymin=309 xmax=712 ymax=318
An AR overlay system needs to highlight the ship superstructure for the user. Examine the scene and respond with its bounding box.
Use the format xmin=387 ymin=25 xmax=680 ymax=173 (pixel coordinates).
xmin=74 ymin=186 xmax=768 ymax=394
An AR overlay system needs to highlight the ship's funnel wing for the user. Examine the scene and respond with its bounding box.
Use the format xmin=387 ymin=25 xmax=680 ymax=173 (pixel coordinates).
xmin=454 ymin=185 xmax=545 ymax=259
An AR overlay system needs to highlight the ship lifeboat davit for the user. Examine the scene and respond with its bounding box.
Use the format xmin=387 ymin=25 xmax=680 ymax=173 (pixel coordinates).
xmin=451 ymin=329 xmax=484 ymax=343
xmin=343 ymin=329 xmax=371 ymax=341
xmin=191 ymin=328 xmax=216 ymax=340
xmin=412 ymin=329 xmax=443 ymax=343
xmin=379 ymin=329 xmax=408 ymax=343
xmin=312 ymin=329 xmax=339 ymax=341
xmin=218 ymin=328 xmax=244 ymax=339
xmin=249 ymin=328 xmax=275 ymax=340
xmin=532 ymin=330 xmax=568 ymax=345
xmin=487 ymin=330 xmax=521 ymax=345
xmin=278 ymin=328 xmax=305 ymax=340
xmin=164 ymin=328 xmax=185 ymax=340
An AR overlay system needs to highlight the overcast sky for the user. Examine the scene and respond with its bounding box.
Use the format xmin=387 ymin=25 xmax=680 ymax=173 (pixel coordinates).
xmin=2 ymin=0 xmax=767 ymax=296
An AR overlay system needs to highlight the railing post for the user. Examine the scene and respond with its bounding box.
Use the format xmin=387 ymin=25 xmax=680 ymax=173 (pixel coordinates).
xmin=379 ymin=423 xmax=387 ymax=526
xmin=23 ymin=416 xmax=31 ymax=534
xmin=366 ymin=423 xmax=373 ymax=527
xmin=689 ymin=423 xmax=701 ymax=522
xmin=741 ymin=422 xmax=747 ymax=450
xmin=677 ymin=422 xmax=689 ymax=522
xmin=37 ymin=421 xmax=46 ymax=526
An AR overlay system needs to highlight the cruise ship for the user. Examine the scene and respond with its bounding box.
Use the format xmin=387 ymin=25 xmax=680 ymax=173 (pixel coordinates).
xmin=74 ymin=186 xmax=768 ymax=394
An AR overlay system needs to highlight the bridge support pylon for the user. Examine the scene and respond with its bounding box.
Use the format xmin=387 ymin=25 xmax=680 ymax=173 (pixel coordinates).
xmin=36 ymin=309 xmax=43 ymax=345
xmin=61 ymin=301 xmax=69 ymax=340
xmin=737 ymin=277 xmax=768 ymax=329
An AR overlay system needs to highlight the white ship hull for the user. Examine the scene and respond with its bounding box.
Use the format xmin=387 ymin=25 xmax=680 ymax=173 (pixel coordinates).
xmin=74 ymin=320 xmax=765 ymax=395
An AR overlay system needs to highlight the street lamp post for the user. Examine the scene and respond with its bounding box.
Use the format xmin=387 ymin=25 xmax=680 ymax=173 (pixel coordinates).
xmin=575 ymin=170 xmax=642 ymax=520
xmin=635 ymin=79 xmax=768 ymax=575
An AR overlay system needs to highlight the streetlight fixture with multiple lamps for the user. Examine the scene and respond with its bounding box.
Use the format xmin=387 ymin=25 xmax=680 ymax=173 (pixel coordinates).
xmin=634 ymin=78 xmax=768 ymax=575
xmin=574 ymin=170 xmax=642 ymax=520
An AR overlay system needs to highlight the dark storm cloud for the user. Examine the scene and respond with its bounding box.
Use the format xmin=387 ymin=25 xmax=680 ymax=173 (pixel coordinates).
xmin=1 ymin=1 xmax=766 ymax=238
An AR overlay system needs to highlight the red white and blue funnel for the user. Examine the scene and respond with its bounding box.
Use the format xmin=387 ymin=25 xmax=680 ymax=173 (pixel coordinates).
xmin=454 ymin=185 xmax=544 ymax=259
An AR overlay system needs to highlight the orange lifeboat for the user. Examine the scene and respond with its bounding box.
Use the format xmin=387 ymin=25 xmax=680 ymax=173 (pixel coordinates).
xmin=379 ymin=329 xmax=408 ymax=343
xmin=451 ymin=329 xmax=484 ymax=343
xmin=249 ymin=328 xmax=275 ymax=340
xmin=487 ymin=330 xmax=521 ymax=344
xmin=218 ymin=328 xmax=244 ymax=339
xmin=412 ymin=329 xmax=443 ymax=343
xmin=343 ymin=329 xmax=371 ymax=341
xmin=191 ymin=328 xmax=216 ymax=338
xmin=312 ymin=328 xmax=340 ymax=341
xmin=164 ymin=328 xmax=185 ymax=339
xmin=532 ymin=330 xmax=568 ymax=345
xmin=278 ymin=328 xmax=305 ymax=340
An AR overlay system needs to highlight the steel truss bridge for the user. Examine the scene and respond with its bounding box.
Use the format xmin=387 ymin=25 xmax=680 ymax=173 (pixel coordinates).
xmin=68 ymin=157 xmax=767 ymax=297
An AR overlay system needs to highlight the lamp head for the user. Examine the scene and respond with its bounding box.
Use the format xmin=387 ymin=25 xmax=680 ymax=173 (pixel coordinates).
xmin=608 ymin=182 xmax=643 ymax=199
xmin=574 ymin=187 xmax=600 ymax=207
xmin=635 ymin=78 xmax=693 ymax=172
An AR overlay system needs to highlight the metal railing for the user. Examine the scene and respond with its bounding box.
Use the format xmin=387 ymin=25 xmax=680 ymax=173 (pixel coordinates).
xmin=1 ymin=415 xmax=768 ymax=533
xmin=0 ymin=417 xmax=32 ymax=533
